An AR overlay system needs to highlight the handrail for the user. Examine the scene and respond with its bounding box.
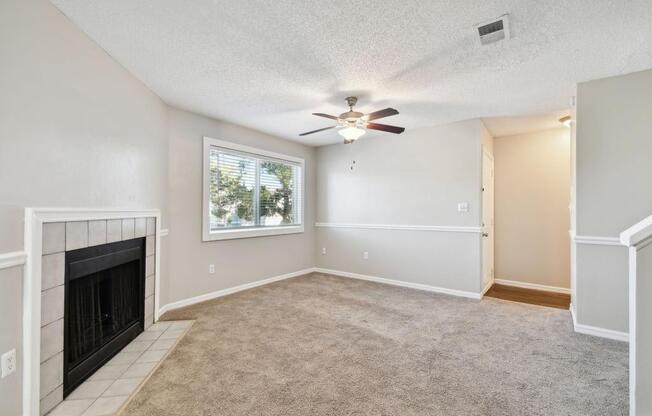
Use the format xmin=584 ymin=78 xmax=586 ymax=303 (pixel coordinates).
xmin=620 ymin=213 xmax=652 ymax=247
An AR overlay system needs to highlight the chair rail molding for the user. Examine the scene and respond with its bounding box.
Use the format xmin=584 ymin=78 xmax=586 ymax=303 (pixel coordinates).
xmin=620 ymin=213 xmax=652 ymax=416
xmin=22 ymin=207 xmax=163 ymax=416
xmin=315 ymin=222 xmax=482 ymax=233
xmin=0 ymin=251 xmax=27 ymax=270
xmin=571 ymin=232 xmax=624 ymax=246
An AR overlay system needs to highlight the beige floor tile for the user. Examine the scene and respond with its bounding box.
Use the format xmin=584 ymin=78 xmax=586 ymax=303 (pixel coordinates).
xmin=149 ymin=338 xmax=176 ymax=351
xmin=136 ymin=349 xmax=167 ymax=363
xmin=121 ymin=340 xmax=153 ymax=353
xmin=48 ymin=399 xmax=94 ymax=416
xmin=67 ymin=380 xmax=113 ymax=400
xmin=102 ymin=377 xmax=144 ymax=397
xmin=88 ymin=364 xmax=130 ymax=381
xmin=135 ymin=330 xmax=163 ymax=342
xmin=159 ymin=328 xmax=185 ymax=340
xmin=121 ymin=361 xmax=157 ymax=379
xmin=81 ymin=396 xmax=128 ymax=416
xmin=168 ymin=321 xmax=192 ymax=329
xmin=106 ymin=351 xmax=141 ymax=366
xmin=147 ymin=322 xmax=172 ymax=332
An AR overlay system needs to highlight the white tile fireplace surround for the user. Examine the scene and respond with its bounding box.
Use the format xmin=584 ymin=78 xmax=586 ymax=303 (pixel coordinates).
xmin=23 ymin=209 xmax=163 ymax=416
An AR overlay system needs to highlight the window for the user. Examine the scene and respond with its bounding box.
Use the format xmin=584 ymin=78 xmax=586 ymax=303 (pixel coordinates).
xmin=203 ymin=137 xmax=304 ymax=240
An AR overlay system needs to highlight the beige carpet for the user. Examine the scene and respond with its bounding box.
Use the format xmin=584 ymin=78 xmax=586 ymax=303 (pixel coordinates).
xmin=124 ymin=273 xmax=628 ymax=416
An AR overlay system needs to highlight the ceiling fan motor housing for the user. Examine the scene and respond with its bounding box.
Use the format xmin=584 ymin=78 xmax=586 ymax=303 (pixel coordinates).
xmin=339 ymin=111 xmax=364 ymax=122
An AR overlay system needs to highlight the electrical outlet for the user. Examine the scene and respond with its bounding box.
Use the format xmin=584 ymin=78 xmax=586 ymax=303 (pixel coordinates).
xmin=208 ymin=264 xmax=215 ymax=274
xmin=321 ymin=247 xmax=326 ymax=255
xmin=457 ymin=202 xmax=469 ymax=213
xmin=363 ymin=251 xmax=369 ymax=260
xmin=1 ymin=349 xmax=16 ymax=378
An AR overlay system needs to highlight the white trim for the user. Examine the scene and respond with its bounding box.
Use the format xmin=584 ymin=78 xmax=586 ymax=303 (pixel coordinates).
xmin=572 ymin=233 xmax=623 ymax=246
xmin=160 ymin=228 xmax=169 ymax=237
xmin=620 ymin=213 xmax=652 ymax=248
xmin=158 ymin=268 xmax=315 ymax=315
xmin=0 ymin=251 xmax=27 ymax=270
xmin=23 ymin=208 xmax=39 ymax=416
xmin=206 ymin=225 xmax=304 ymax=241
xmin=481 ymin=277 xmax=494 ymax=297
xmin=202 ymin=136 xmax=305 ymax=242
xmin=28 ymin=207 xmax=161 ymax=223
xmin=494 ymin=278 xmax=571 ymax=295
xmin=628 ymin=246 xmax=637 ymax=416
xmin=23 ymin=208 xmax=162 ymax=415
xmin=314 ymin=222 xmax=482 ymax=233
xmin=570 ymin=303 xmax=629 ymax=342
xmin=314 ymin=267 xmax=483 ymax=300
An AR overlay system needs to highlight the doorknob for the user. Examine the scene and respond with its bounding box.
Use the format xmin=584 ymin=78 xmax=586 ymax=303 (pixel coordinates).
xmin=482 ymin=232 xmax=489 ymax=237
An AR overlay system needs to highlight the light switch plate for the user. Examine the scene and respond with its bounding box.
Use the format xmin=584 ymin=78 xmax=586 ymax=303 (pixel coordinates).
xmin=1 ymin=349 xmax=16 ymax=378
xmin=457 ymin=202 xmax=469 ymax=213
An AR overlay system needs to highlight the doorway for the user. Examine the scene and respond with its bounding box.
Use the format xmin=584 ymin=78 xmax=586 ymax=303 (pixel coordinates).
xmin=480 ymin=119 xmax=572 ymax=309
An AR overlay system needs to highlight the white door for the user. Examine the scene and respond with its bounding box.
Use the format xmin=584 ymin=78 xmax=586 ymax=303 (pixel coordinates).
xmin=482 ymin=148 xmax=494 ymax=291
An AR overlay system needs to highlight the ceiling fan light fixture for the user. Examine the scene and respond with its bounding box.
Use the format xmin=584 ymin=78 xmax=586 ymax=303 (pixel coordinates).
xmin=338 ymin=126 xmax=366 ymax=142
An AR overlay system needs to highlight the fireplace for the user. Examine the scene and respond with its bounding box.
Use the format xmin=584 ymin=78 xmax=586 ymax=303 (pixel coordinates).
xmin=63 ymin=238 xmax=146 ymax=396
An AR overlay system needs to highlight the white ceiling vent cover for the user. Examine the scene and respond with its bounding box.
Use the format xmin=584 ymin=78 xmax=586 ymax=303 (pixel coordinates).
xmin=475 ymin=15 xmax=510 ymax=46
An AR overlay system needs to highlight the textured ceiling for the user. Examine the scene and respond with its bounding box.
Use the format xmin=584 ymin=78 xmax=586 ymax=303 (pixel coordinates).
xmin=51 ymin=0 xmax=652 ymax=146
xmin=482 ymin=109 xmax=570 ymax=137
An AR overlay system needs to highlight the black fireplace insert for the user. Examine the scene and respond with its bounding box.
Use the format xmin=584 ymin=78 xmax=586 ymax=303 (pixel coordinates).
xmin=64 ymin=238 xmax=145 ymax=396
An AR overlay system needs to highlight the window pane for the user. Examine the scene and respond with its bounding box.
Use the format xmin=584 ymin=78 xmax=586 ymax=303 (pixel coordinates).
xmin=209 ymin=150 xmax=256 ymax=230
xmin=259 ymin=160 xmax=296 ymax=226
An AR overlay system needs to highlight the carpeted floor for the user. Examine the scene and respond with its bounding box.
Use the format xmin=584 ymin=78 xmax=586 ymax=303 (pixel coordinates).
xmin=123 ymin=273 xmax=628 ymax=416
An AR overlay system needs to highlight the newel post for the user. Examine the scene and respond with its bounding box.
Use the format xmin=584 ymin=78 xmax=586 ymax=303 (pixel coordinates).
xmin=621 ymin=214 xmax=652 ymax=416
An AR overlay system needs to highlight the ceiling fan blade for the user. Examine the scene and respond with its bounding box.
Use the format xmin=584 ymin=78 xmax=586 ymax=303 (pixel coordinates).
xmin=366 ymin=108 xmax=399 ymax=121
xmin=312 ymin=113 xmax=340 ymax=120
xmin=366 ymin=122 xmax=405 ymax=134
xmin=299 ymin=126 xmax=336 ymax=136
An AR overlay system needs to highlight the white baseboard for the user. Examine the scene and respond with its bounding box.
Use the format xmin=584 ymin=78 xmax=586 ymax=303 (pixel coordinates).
xmin=314 ymin=267 xmax=482 ymax=300
xmin=158 ymin=268 xmax=315 ymax=316
xmin=494 ymin=278 xmax=571 ymax=294
xmin=570 ymin=303 xmax=629 ymax=342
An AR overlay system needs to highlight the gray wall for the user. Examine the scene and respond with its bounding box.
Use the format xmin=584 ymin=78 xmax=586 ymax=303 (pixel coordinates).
xmin=575 ymin=69 xmax=652 ymax=332
xmin=0 ymin=266 xmax=23 ymax=416
xmin=164 ymin=108 xmax=317 ymax=306
xmin=0 ymin=0 xmax=170 ymax=412
xmin=0 ymin=0 xmax=169 ymax=253
xmin=493 ymin=128 xmax=571 ymax=289
xmin=315 ymin=120 xmax=485 ymax=293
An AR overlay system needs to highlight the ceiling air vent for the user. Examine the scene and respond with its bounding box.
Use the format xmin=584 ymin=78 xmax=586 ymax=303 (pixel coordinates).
xmin=475 ymin=14 xmax=510 ymax=46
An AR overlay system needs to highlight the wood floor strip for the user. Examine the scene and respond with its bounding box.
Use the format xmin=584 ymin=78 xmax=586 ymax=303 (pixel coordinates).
xmin=484 ymin=283 xmax=570 ymax=309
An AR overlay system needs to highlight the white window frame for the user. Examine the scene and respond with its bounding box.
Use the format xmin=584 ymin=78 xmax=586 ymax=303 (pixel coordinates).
xmin=202 ymin=136 xmax=305 ymax=241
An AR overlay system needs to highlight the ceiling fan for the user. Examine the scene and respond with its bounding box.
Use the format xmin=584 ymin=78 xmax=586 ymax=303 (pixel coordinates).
xmin=300 ymin=97 xmax=405 ymax=144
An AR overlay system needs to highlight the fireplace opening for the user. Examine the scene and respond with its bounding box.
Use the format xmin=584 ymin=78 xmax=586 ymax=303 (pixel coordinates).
xmin=64 ymin=238 xmax=145 ymax=396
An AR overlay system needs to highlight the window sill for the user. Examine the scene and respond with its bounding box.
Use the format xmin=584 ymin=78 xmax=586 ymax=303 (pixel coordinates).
xmin=202 ymin=225 xmax=304 ymax=241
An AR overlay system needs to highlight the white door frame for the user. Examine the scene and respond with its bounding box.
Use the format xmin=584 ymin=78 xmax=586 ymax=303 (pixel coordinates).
xmin=481 ymin=147 xmax=495 ymax=295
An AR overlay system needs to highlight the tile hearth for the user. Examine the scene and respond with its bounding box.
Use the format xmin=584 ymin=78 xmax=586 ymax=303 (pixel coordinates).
xmin=47 ymin=320 xmax=192 ymax=416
